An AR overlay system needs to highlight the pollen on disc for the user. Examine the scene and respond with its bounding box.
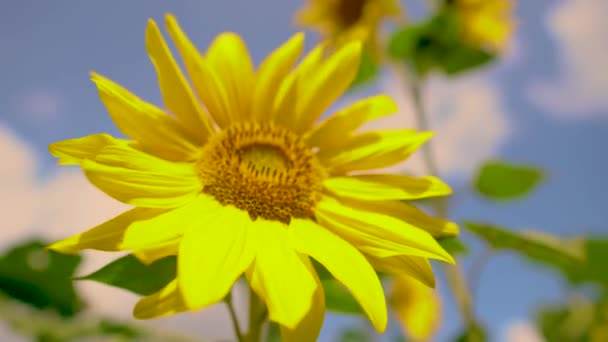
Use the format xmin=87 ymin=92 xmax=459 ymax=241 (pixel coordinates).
xmin=196 ymin=122 xmax=324 ymax=224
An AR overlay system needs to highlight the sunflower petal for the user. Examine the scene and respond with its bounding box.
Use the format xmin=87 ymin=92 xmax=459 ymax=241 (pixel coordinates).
xmin=49 ymin=134 xmax=125 ymax=165
xmin=324 ymin=174 xmax=451 ymax=201
xmin=252 ymin=33 xmax=304 ymax=123
xmin=80 ymin=145 xmax=201 ymax=208
xmin=343 ymin=198 xmax=459 ymax=237
xmin=120 ymin=197 xmax=209 ymax=250
xmin=206 ymin=32 xmax=255 ymax=122
xmin=290 ymin=219 xmax=387 ymax=332
xmin=315 ymin=196 xmax=454 ymax=263
xmin=391 ymin=275 xmax=441 ymax=341
xmin=305 ymin=95 xmax=397 ymax=150
xmin=280 ymin=256 xmax=325 ymax=342
xmin=90 ymin=73 xmax=200 ymax=161
xmin=146 ymin=19 xmax=214 ymax=138
xmin=47 ymin=207 xmax=166 ymax=253
xmin=318 ymin=130 xmax=433 ymax=174
xmin=133 ymin=238 xmax=179 ymax=265
xmin=295 ymin=41 xmax=362 ymax=132
xmin=369 ymin=255 xmax=435 ymax=288
xmin=179 ymin=201 xmax=255 ymax=309
xmin=134 ymin=280 xmax=187 ymax=319
xmin=246 ymin=220 xmax=317 ymax=329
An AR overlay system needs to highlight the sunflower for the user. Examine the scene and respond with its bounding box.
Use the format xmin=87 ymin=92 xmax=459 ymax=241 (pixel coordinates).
xmin=391 ymin=275 xmax=441 ymax=341
xmin=48 ymin=14 xmax=457 ymax=341
xmin=456 ymin=0 xmax=515 ymax=51
xmin=294 ymin=0 xmax=402 ymax=53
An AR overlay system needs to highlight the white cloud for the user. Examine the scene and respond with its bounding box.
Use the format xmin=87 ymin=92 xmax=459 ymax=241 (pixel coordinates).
xmin=0 ymin=123 xmax=239 ymax=341
xmin=528 ymin=0 xmax=608 ymax=118
xmin=369 ymin=71 xmax=511 ymax=179
xmin=502 ymin=320 xmax=545 ymax=342
xmin=17 ymin=89 xmax=64 ymax=122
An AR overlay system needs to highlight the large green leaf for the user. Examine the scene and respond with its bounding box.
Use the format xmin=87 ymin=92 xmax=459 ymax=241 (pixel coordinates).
xmin=438 ymin=237 xmax=469 ymax=256
xmin=349 ymin=49 xmax=379 ymax=91
xmin=474 ymin=160 xmax=544 ymax=201
xmin=464 ymin=222 xmax=608 ymax=288
xmin=78 ymin=254 xmax=176 ymax=296
xmin=0 ymin=240 xmax=84 ymax=317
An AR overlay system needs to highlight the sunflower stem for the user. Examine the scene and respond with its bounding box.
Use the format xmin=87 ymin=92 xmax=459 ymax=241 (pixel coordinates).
xmin=226 ymin=292 xmax=245 ymax=342
xmin=244 ymin=286 xmax=265 ymax=342
xmin=407 ymin=72 xmax=479 ymax=331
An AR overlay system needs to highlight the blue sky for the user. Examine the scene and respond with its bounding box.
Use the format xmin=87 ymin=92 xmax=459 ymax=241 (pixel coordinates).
xmin=1 ymin=0 xmax=607 ymax=341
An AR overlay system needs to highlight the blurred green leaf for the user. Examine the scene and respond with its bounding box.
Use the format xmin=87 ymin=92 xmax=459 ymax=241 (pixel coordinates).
xmin=78 ymin=254 xmax=175 ymax=296
xmin=438 ymin=237 xmax=469 ymax=256
xmin=265 ymin=322 xmax=281 ymax=342
xmin=439 ymin=46 xmax=494 ymax=75
xmin=98 ymin=319 xmax=141 ymax=338
xmin=349 ymin=49 xmax=379 ymax=91
xmin=474 ymin=160 xmax=544 ymax=201
xmin=323 ymin=279 xmax=364 ymax=315
xmin=462 ymin=222 xmax=608 ymax=288
xmin=388 ymin=26 xmax=424 ymax=60
xmin=0 ymin=240 xmax=84 ymax=317
xmin=453 ymin=323 xmax=487 ymax=342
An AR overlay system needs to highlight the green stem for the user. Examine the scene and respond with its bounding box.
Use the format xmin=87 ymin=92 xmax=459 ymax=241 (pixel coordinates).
xmin=407 ymin=74 xmax=478 ymax=329
xmin=245 ymin=287 xmax=265 ymax=342
xmin=226 ymin=293 xmax=245 ymax=342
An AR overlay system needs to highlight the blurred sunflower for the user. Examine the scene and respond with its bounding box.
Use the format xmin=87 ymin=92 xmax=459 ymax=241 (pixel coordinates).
xmin=455 ymin=0 xmax=515 ymax=51
xmin=391 ymin=275 xmax=441 ymax=341
xmin=294 ymin=0 xmax=402 ymax=54
xmin=48 ymin=14 xmax=457 ymax=341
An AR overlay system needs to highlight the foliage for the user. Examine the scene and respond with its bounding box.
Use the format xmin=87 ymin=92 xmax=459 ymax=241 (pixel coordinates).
xmin=474 ymin=160 xmax=545 ymax=201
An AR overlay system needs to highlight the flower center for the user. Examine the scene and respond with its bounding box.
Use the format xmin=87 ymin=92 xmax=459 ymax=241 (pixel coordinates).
xmin=197 ymin=122 xmax=324 ymax=224
xmin=336 ymin=0 xmax=366 ymax=28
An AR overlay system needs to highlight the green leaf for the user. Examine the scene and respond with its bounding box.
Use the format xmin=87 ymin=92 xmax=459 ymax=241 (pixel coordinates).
xmin=438 ymin=237 xmax=469 ymax=256
xmin=340 ymin=327 xmax=372 ymax=342
xmin=78 ymin=254 xmax=176 ymax=295
xmin=0 ymin=240 xmax=84 ymax=317
xmin=323 ymin=279 xmax=364 ymax=315
xmin=440 ymin=46 xmax=494 ymax=75
xmin=349 ymin=49 xmax=378 ymax=91
xmin=474 ymin=160 xmax=544 ymax=201
xmin=388 ymin=26 xmax=424 ymax=60
xmin=453 ymin=323 xmax=487 ymax=342
xmin=462 ymin=222 xmax=608 ymax=288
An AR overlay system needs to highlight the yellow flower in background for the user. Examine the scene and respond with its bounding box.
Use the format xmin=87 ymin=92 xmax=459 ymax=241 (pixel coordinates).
xmin=391 ymin=275 xmax=441 ymax=341
xmin=294 ymin=0 xmax=402 ymax=53
xmin=456 ymin=0 xmax=515 ymax=51
xmin=48 ymin=13 xmax=457 ymax=341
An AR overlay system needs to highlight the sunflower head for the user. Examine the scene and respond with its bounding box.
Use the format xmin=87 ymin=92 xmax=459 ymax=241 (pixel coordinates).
xmin=48 ymin=13 xmax=457 ymax=341
xmin=455 ymin=0 xmax=515 ymax=51
xmin=294 ymin=0 xmax=402 ymax=51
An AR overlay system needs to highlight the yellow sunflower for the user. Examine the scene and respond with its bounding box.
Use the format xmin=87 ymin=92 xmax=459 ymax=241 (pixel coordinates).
xmin=391 ymin=275 xmax=441 ymax=341
xmin=294 ymin=0 xmax=402 ymax=52
xmin=48 ymin=14 xmax=457 ymax=341
xmin=456 ymin=0 xmax=515 ymax=51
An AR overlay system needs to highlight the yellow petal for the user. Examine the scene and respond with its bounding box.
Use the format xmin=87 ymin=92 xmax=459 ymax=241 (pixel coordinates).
xmin=318 ymin=130 xmax=433 ymax=174
xmin=252 ymin=33 xmax=304 ymax=123
xmin=273 ymin=42 xmax=326 ymax=130
xmin=391 ymin=275 xmax=441 ymax=341
xmin=133 ymin=238 xmax=179 ymax=265
xmin=49 ymin=134 xmax=125 ymax=165
xmin=324 ymin=174 xmax=452 ymax=201
xmin=165 ymin=15 xmax=231 ymax=129
xmin=290 ymin=219 xmax=387 ymax=332
xmin=47 ymin=207 xmax=166 ymax=253
xmin=90 ymin=73 xmax=200 ymax=161
xmin=145 ymin=19 xmax=214 ymax=138
xmin=120 ymin=197 xmax=210 ymax=250
xmin=315 ymin=196 xmax=454 ymax=263
xmin=280 ymin=256 xmax=325 ymax=342
xmin=206 ymin=32 xmax=255 ymax=122
xmin=80 ymin=145 xmax=201 ymax=208
xmin=342 ymin=198 xmax=459 ymax=238
xmin=305 ymin=95 xmax=397 ymax=150
xmin=246 ymin=220 xmax=317 ymax=329
xmin=295 ymin=41 xmax=362 ymax=133
xmin=179 ymin=201 xmax=255 ymax=309
xmin=368 ymin=255 xmax=435 ymax=288
xmin=134 ymin=280 xmax=187 ymax=319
